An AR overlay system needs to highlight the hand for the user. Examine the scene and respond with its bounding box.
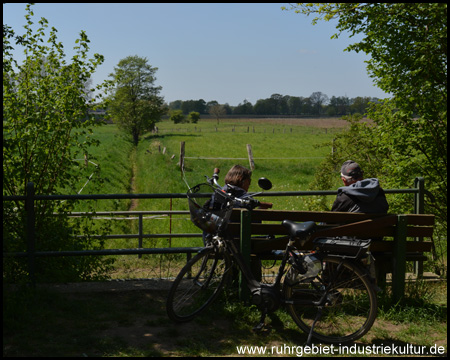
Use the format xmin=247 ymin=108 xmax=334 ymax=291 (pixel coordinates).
xmin=258 ymin=202 xmax=273 ymax=209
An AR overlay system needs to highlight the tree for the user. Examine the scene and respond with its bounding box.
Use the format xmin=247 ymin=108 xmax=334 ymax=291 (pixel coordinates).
xmin=271 ymin=93 xmax=289 ymax=115
xmin=287 ymin=96 xmax=303 ymax=115
xmin=168 ymin=100 xmax=183 ymax=110
xmin=287 ymin=3 xmax=447 ymax=269
xmin=3 ymin=4 xmax=112 ymax=282
xmin=181 ymin=99 xmax=207 ymax=114
xmin=209 ymin=104 xmax=227 ymax=124
xmin=309 ymin=91 xmax=329 ymax=115
xmin=253 ymin=98 xmax=271 ymax=115
xmin=350 ymin=96 xmax=372 ymax=115
xmin=170 ymin=109 xmax=185 ymax=124
xmin=233 ymin=99 xmax=254 ymax=115
xmin=108 ymin=56 xmax=167 ymax=145
xmin=205 ymin=100 xmax=219 ymax=114
xmin=188 ymin=111 xmax=200 ymax=124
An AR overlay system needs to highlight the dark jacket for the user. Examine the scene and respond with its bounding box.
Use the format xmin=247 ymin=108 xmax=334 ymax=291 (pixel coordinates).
xmin=202 ymin=184 xmax=252 ymax=244
xmin=222 ymin=184 xmax=248 ymax=201
xmin=331 ymin=178 xmax=389 ymax=214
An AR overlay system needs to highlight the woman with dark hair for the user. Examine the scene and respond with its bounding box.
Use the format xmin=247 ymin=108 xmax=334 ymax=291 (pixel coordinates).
xmin=223 ymin=165 xmax=272 ymax=209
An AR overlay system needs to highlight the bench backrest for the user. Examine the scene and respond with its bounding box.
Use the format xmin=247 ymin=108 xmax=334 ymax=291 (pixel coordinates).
xmin=228 ymin=209 xmax=435 ymax=252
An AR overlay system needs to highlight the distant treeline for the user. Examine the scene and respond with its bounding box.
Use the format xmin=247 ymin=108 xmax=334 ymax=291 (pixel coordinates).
xmin=167 ymin=92 xmax=381 ymax=117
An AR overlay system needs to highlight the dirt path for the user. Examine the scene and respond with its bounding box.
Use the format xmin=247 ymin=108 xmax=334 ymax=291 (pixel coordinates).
xmin=5 ymin=280 xmax=446 ymax=357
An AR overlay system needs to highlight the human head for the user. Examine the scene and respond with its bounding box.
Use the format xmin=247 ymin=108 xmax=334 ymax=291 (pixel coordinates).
xmin=224 ymin=165 xmax=252 ymax=191
xmin=340 ymin=160 xmax=364 ymax=185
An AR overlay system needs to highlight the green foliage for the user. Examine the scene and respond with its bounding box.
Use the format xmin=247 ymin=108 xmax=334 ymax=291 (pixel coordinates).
xmin=3 ymin=4 xmax=112 ymax=282
xmin=169 ymin=109 xmax=185 ymax=124
xmin=107 ymin=55 xmax=168 ymax=145
xmin=188 ymin=111 xmax=200 ymax=124
xmin=287 ymin=3 xmax=447 ymax=269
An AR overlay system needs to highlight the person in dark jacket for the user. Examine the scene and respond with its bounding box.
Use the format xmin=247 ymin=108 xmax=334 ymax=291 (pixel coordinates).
xmin=332 ymin=161 xmax=388 ymax=282
xmin=208 ymin=165 xmax=271 ymax=281
xmin=331 ymin=160 xmax=389 ymax=214
xmin=222 ymin=165 xmax=272 ymax=209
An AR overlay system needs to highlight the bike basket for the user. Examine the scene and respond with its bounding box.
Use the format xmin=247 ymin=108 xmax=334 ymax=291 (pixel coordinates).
xmin=187 ymin=183 xmax=232 ymax=234
xmin=312 ymin=237 xmax=371 ymax=258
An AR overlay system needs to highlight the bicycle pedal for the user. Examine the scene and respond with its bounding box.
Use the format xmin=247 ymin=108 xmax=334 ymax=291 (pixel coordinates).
xmin=252 ymin=323 xmax=272 ymax=334
xmin=253 ymin=322 xmax=264 ymax=331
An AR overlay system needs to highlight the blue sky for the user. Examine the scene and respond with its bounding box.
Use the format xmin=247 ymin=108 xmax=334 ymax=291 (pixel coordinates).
xmin=4 ymin=3 xmax=388 ymax=106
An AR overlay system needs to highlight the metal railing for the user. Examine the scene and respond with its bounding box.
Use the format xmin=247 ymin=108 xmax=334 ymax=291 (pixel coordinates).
xmin=3 ymin=177 xmax=427 ymax=285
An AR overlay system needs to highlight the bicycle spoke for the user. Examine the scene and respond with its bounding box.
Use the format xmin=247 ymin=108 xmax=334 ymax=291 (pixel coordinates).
xmin=167 ymin=249 xmax=231 ymax=322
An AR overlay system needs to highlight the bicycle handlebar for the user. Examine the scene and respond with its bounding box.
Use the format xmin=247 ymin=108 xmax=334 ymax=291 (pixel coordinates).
xmin=208 ymin=168 xmax=272 ymax=210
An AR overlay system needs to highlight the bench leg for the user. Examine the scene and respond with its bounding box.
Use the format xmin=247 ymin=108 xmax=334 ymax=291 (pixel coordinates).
xmin=375 ymin=263 xmax=387 ymax=290
xmin=239 ymin=210 xmax=252 ymax=302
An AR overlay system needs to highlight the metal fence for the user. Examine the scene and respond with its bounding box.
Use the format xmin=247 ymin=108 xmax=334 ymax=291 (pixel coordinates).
xmin=3 ymin=178 xmax=426 ymax=285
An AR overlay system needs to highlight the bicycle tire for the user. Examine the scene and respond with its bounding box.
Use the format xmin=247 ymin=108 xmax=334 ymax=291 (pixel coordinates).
xmin=166 ymin=247 xmax=232 ymax=322
xmin=284 ymin=256 xmax=377 ymax=343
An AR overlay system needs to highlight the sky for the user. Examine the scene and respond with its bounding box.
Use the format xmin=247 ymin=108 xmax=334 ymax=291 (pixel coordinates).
xmin=4 ymin=3 xmax=388 ymax=106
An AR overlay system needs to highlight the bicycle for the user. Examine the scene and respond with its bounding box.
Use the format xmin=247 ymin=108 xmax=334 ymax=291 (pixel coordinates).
xmin=166 ymin=169 xmax=378 ymax=344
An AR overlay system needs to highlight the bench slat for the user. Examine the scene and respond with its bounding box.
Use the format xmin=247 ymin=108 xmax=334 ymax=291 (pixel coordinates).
xmin=251 ymin=237 xmax=432 ymax=254
xmin=370 ymin=241 xmax=433 ymax=252
xmin=231 ymin=209 xmax=435 ymax=226
xmin=403 ymin=214 xmax=435 ymax=226
xmin=231 ymin=209 xmax=389 ymax=223
xmin=228 ymin=223 xmax=434 ymax=238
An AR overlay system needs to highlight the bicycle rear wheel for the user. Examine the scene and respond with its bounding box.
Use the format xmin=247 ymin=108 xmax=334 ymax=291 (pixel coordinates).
xmin=166 ymin=247 xmax=232 ymax=322
xmin=284 ymin=256 xmax=377 ymax=343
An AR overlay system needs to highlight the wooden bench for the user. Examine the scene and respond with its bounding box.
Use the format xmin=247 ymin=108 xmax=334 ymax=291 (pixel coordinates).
xmin=228 ymin=209 xmax=435 ymax=302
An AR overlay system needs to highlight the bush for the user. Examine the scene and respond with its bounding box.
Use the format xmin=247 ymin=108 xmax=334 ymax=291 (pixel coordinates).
xmin=188 ymin=111 xmax=200 ymax=123
xmin=170 ymin=110 xmax=185 ymax=124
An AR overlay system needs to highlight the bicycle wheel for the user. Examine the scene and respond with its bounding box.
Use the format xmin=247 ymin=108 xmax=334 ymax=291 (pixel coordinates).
xmin=284 ymin=256 xmax=377 ymax=343
xmin=166 ymin=247 xmax=232 ymax=322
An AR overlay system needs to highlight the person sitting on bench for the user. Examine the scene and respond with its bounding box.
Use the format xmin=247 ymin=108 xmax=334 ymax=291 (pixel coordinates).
xmin=332 ymin=160 xmax=389 ymax=214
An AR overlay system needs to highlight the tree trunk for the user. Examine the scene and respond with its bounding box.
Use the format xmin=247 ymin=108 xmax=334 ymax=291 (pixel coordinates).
xmin=132 ymin=129 xmax=139 ymax=146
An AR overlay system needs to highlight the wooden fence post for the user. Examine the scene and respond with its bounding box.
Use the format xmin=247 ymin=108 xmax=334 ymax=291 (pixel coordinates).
xmin=26 ymin=182 xmax=36 ymax=286
xmin=246 ymin=144 xmax=255 ymax=170
xmin=413 ymin=177 xmax=425 ymax=276
xmin=179 ymin=141 xmax=185 ymax=174
xmin=138 ymin=214 xmax=143 ymax=259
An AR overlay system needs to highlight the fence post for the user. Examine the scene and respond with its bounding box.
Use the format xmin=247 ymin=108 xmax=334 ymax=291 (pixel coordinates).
xmin=179 ymin=141 xmax=185 ymax=175
xmin=246 ymin=144 xmax=255 ymax=171
xmin=414 ymin=177 xmax=424 ymax=215
xmin=413 ymin=177 xmax=425 ymax=276
xmin=26 ymin=182 xmax=36 ymax=286
xmin=138 ymin=213 xmax=143 ymax=259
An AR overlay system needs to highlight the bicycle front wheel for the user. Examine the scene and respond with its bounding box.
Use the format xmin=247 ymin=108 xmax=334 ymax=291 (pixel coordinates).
xmin=166 ymin=247 xmax=232 ymax=322
xmin=284 ymin=256 xmax=377 ymax=343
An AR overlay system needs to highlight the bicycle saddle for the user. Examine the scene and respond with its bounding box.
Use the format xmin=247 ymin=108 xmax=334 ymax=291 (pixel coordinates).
xmin=282 ymin=220 xmax=317 ymax=243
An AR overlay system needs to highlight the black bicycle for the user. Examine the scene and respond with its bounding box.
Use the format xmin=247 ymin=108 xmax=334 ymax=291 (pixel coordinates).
xmin=166 ymin=169 xmax=378 ymax=344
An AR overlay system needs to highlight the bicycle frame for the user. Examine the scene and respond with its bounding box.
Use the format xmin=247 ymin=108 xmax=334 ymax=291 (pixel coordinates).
xmin=213 ymin=231 xmax=314 ymax=305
